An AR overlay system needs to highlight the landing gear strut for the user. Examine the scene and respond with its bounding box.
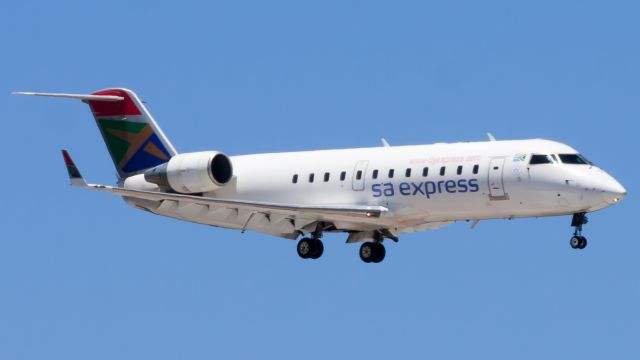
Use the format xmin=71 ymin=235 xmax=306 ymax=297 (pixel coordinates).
xmin=570 ymin=212 xmax=588 ymax=250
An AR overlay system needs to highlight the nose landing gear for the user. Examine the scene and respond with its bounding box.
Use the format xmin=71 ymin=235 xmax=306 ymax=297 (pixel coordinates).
xmin=570 ymin=212 xmax=588 ymax=249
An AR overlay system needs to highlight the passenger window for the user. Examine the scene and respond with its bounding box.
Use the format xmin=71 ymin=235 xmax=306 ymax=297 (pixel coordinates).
xmin=292 ymin=174 xmax=298 ymax=184
xmin=324 ymin=172 xmax=330 ymax=182
xmin=440 ymin=166 xmax=446 ymax=176
xmin=372 ymin=169 xmax=379 ymax=179
xmin=388 ymin=169 xmax=395 ymax=178
xmin=405 ymin=168 xmax=411 ymax=177
xmin=340 ymin=171 xmax=346 ymax=181
xmin=356 ymin=170 xmax=362 ymax=180
xmin=473 ymin=164 xmax=479 ymax=174
xmin=309 ymin=173 xmax=315 ymax=183
xmin=422 ymin=167 xmax=429 ymax=177
xmin=529 ymin=154 xmax=555 ymax=165
xmin=457 ymin=165 xmax=463 ymax=175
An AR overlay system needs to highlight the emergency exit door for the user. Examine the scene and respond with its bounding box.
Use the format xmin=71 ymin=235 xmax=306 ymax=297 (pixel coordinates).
xmin=352 ymin=160 xmax=369 ymax=191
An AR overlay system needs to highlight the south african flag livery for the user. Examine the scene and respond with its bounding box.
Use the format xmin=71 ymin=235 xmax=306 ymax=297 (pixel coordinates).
xmin=87 ymin=89 xmax=176 ymax=177
xmin=62 ymin=149 xmax=82 ymax=179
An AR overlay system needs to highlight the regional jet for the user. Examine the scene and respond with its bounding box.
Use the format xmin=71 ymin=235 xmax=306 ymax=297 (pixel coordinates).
xmin=14 ymin=88 xmax=626 ymax=263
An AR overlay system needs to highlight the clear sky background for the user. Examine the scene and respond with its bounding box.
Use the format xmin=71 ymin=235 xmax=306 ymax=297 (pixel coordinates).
xmin=1 ymin=1 xmax=638 ymax=359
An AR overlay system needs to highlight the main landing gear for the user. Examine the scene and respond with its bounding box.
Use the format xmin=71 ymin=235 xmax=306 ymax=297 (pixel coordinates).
xmin=570 ymin=212 xmax=588 ymax=250
xmin=297 ymin=237 xmax=324 ymax=259
xmin=359 ymin=231 xmax=388 ymax=263
xmin=297 ymin=225 xmax=325 ymax=260
xmin=297 ymin=226 xmax=395 ymax=263
xmin=359 ymin=242 xmax=386 ymax=263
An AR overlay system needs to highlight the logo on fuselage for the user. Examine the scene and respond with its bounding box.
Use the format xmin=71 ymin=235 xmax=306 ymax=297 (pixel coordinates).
xmin=371 ymin=179 xmax=480 ymax=198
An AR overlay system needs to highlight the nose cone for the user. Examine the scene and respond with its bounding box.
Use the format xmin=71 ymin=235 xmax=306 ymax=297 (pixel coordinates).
xmin=600 ymin=175 xmax=626 ymax=205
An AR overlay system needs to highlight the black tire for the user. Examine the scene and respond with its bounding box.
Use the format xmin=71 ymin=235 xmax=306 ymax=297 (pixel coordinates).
xmin=578 ymin=236 xmax=588 ymax=249
xmin=570 ymin=236 xmax=582 ymax=249
xmin=297 ymin=238 xmax=313 ymax=259
xmin=310 ymin=239 xmax=324 ymax=259
xmin=372 ymin=243 xmax=386 ymax=263
xmin=359 ymin=242 xmax=375 ymax=263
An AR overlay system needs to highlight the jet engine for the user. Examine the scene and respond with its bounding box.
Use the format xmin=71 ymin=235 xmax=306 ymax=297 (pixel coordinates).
xmin=144 ymin=151 xmax=233 ymax=193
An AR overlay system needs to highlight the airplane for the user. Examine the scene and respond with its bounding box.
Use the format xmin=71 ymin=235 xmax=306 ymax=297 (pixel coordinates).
xmin=14 ymin=88 xmax=626 ymax=263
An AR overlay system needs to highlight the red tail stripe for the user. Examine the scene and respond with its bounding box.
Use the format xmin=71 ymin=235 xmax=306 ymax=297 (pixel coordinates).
xmin=89 ymin=89 xmax=142 ymax=116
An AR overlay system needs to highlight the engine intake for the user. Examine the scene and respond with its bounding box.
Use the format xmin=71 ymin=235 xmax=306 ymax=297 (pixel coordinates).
xmin=144 ymin=151 xmax=233 ymax=193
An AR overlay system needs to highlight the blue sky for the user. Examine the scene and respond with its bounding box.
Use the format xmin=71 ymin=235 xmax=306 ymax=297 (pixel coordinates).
xmin=1 ymin=1 xmax=638 ymax=359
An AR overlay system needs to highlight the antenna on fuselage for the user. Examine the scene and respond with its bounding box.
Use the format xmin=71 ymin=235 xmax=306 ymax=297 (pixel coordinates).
xmin=487 ymin=133 xmax=497 ymax=141
xmin=381 ymin=138 xmax=391 ymax=147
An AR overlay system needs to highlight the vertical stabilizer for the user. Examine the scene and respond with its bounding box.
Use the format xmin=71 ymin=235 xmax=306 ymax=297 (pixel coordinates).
xmin=87 ymin=88 xmax=177 ymax=177
xmin=14 ymin=88 xmax=178 ymax=178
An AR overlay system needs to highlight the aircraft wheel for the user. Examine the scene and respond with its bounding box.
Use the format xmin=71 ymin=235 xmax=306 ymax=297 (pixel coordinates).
xmin=359 ymin=242 xmax=376 ymax=263
xmin=309 ymin=239 xmax=324 ymax=259
xmin=360 ymin=242 xmax=385 ymax=263
xmin=578 ymin=236 xmax=587 ymax=249
xmin=570 ymin=236 xmax=581 ymax=249
xmin=570 ymin=236 xmax=587 ymax=250
xmin=297 ymin=238 xmax=314 ymax=259
xmin=372 ymin=243 xmax=386 ymax=263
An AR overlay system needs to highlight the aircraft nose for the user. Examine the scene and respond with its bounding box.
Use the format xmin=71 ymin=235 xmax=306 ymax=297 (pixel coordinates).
xmin=600 ymin=175 xmax=626 ymax=205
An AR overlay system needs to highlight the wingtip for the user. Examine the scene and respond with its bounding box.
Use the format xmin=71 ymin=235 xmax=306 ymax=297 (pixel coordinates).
xmin=61 ymin=149 xmax=87 ymax=187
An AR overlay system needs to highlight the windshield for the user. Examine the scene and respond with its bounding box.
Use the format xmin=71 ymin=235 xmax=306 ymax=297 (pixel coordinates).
xmin=558 ymin=154 xmax=591 ymax=165
xmin=529 ymin=154 xmax=556 ymax=165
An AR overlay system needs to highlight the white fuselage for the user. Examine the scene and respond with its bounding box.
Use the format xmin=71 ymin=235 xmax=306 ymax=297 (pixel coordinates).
xmin=124 ymin=138 xmax=626 ymax=237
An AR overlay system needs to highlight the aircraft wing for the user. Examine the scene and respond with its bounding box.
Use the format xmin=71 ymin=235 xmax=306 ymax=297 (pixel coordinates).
xmin=61 ymin=150 xmax=388 ymax=238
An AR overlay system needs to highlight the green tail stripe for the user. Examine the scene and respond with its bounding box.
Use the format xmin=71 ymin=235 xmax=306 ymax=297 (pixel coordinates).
xmin=97 ymin=118 xmax=147 ymax=165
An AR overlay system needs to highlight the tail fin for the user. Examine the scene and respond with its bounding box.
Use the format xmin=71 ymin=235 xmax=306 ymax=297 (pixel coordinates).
xmin=88 ymin=88 xmax=176 ymax=177
xmin=15 ymin=88 xmax=177 ymax=177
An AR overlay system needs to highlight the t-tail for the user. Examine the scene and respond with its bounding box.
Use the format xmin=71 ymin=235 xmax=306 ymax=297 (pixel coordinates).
xmin=14 ymin=88 xmax=177 ymax=178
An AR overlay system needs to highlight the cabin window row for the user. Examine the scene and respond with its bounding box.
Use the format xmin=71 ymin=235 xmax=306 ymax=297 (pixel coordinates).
xmin=291 ymin=164 xmax=480 ymax=184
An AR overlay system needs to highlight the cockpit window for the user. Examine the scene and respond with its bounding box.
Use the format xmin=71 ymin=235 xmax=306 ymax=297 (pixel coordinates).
xmin=529 ymin=154 xmax=556 ymax=165
xmin=558 ymin=154 xmax=591 ymax=165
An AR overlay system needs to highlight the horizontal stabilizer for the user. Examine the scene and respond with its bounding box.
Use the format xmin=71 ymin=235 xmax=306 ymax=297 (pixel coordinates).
xmin=13 ymin=92 xmax=124 ymax=102
xmin=18 ymin=88 xmax=177 ymax=178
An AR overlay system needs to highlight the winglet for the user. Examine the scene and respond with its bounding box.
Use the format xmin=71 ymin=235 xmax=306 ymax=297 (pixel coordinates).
xmin=61 ymin=150 xmax=88 ymax=187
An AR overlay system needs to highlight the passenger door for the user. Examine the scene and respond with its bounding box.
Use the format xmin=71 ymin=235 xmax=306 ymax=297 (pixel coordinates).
xmin=488 ymin=157 xmax=507 ymax=199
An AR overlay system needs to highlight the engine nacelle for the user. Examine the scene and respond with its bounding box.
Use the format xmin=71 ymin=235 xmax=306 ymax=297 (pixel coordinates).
xmin=144 ymin=151 xmax=233 ymax=193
